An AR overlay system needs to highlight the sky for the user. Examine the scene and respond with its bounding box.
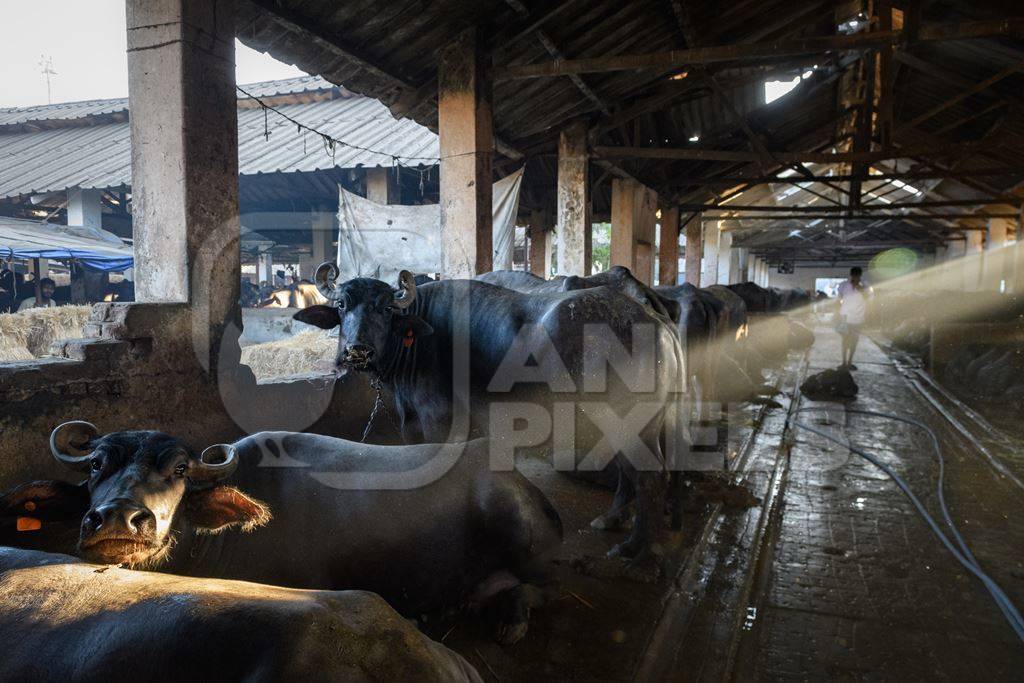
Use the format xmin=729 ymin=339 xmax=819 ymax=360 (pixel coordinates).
xmin=0 ymin=0 xmax=309 ymax=108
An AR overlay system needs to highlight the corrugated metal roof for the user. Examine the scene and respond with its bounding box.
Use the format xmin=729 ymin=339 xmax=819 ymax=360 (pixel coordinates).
xmin=0 ymin=75 xmax=334 ymax=129
xmin=0 ymin=81 xmax=438 ymax=200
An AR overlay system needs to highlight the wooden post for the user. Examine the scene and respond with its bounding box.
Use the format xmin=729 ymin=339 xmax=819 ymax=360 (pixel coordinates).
xmin=438 ymin=27 xmax=493 ymax=278
xmin=684 ymin=213 xmax=702 ymax=285
xmin=658 ymin=205 xmax=680 ymax=285
xmin=32 ymin=257 xmax=43 ymax=306
xmin=365 ymin=167 xmax=401 ymax=204
xmin=528 ymin=209 xmax=552 ymax=278
xmin=556 ymin=119 xmax=590 ymax=276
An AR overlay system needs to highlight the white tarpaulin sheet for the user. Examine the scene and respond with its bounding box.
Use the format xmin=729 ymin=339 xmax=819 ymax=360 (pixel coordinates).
xmin=336 ymin=167 xmax=523 ymax=283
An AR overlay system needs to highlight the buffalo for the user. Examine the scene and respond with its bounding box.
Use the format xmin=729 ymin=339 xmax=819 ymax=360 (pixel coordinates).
xmin=295 ymin=265 xmax=685 ymax=560
xmin=0 ymin=547 xmax=480 ymax=681
xmin=2 ymin=423 xmax=562 ymax=644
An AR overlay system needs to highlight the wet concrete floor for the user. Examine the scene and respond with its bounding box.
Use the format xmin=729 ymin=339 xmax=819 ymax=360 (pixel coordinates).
xmin=441 ymin=325 xmax=1024 ymax=681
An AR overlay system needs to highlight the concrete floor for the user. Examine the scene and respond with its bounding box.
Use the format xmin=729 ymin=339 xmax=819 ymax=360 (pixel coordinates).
xmin=714 ymin=328 xmax=1024 ymax=680
xmin=440 ymin=326 xmax=1024 ymax=681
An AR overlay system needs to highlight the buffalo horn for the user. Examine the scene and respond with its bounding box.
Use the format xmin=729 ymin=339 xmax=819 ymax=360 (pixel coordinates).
xmin=189 ymin=444 xmax=240 ymax=482
xmin=49 ymin=421 xmax=99 ymax=472
xmin=393 ymin=270 xmax=417 ymax=310
xmin=314 ymin=261 xmax=340 ymax=299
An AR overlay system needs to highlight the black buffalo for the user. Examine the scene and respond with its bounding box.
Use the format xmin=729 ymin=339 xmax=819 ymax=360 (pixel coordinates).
xmin=0 ymin=547 xmax=480 ymax=681
xmin=295 ymin=266 xmax=685 ymax=560
xmin=476 ymin=266 xmax=679 ymax=322
xmin=2 ymin=423 xmax=561 ymax=644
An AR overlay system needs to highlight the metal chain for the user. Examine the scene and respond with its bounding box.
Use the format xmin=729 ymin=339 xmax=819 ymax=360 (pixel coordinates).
xmin=360 ymin=376 xmax=385 ymax=443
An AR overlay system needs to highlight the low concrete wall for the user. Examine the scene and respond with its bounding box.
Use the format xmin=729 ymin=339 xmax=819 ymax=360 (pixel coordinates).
xmin=0 ymin=302 xmax=389 ymax=492
xmin=240 ymin=308 xmax=317 ymax=346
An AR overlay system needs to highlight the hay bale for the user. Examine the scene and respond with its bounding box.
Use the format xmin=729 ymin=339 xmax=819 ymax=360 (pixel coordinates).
xmin=0 ymin=305 xmax=91 ymax=358
xmin=240 ymin=330 xmax=336 ymax=381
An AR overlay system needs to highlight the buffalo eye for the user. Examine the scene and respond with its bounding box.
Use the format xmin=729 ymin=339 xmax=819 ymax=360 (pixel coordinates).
xmin=90 ymin=458 xmax=103 ymax=473
xmin=173 ymin=462 xmax=188 ymax=478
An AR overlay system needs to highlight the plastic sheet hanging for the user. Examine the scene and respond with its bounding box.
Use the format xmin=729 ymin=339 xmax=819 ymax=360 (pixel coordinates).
xmin=335 ymin=167 xmax=524 ymax=283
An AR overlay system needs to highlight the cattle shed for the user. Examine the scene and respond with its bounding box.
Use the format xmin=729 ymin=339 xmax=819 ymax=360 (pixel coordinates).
xmin=1 ymin=1 xmax=1024 ymax=680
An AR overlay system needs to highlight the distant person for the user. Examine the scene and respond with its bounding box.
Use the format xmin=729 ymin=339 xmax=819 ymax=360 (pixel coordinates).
xmin=837 ymin=267 xmax=867 ymax=370
xmin=0 ymin=259 xmax=15 ymax=313
xmin=17 ymin=277 xmax=58 ymax=311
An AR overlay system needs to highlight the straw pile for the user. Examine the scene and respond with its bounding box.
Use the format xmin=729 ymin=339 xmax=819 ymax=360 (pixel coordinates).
xmin=240 ymin=330 xmax=336 ymax=381
xmin=0 ymin=305 xmax=91 ymax=359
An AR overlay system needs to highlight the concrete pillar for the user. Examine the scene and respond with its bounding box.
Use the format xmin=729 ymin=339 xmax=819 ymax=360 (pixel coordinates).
xmin=934 ymin=244 xmax=947 ymax=264
xmin=964 ymin=230 xmax=984 ymax=291
xmin=1016 ymin=207 xmax=1024 ymax=293
xmin=258 ymin=252 xmax=274 ymax=285
xmin=700 ymin=218 xmax=720 ymax=286
xmin=528 ymin=210 xmax=552 ymax=278
xmin=556 ymin=119 xmax=591 ymax=276
xmin=610 ymin=178 xmax=658 ymax=284
xmin=438 ymin=27 xmax=493 ymax=278
xmin=985 ymin=217 xmax=1011 ymax=291
xmin=304 ymin=207 xmax=335 ymax=279
xmin=127 ymin=0 xmax=240 ymax=367
xmin=366 ymin=167 xmax=400 ymax=205
xmin=67 ymin=188 xmax=103 ymax=229
xmin=684 ymin=214 xmax=702 ymax=285
xmin=717 ymin=230 xmax=739 ymax=285
xmin=658 ymin=206 xmax=680 ymax=285
xmin=738 ymin=247 xmax=750 ymax=282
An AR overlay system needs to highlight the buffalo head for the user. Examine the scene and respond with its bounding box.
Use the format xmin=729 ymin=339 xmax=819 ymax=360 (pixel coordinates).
xmin=1 ymin=422 xmax=269 ymax=567
xmin=292 ymin=263 xmax=434 ymax=376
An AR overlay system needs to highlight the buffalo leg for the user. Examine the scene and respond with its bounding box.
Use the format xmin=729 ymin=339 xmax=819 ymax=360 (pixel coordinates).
xmin=589 ymin=468 xmax=634 ymax=531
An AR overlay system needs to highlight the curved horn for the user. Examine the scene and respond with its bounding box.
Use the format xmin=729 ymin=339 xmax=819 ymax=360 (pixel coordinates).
xmin=49 ymin=421 xmax=99 ymax=472
xmin=393 ymin=270 xmax=417 ymax=310
xmin=189 ymin=444 xmax=239 ymax=482
xmin=314 ymin=261 xmax=340 ymax=299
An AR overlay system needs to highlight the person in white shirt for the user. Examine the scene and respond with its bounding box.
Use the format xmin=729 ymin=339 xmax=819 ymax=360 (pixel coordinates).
xmin=836 ymin=267 xmax=867 ymax=370
xmin=17 ymin=277 xmax=58 ymax=312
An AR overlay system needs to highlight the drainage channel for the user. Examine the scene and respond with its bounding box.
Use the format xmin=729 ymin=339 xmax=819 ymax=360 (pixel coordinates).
xmin=632 ymin=350 xmax=811 ymax=682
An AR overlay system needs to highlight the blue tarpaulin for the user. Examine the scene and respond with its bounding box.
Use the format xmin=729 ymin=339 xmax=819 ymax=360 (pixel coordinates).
xmin=0 ymin=216 xmax=132 ymax=272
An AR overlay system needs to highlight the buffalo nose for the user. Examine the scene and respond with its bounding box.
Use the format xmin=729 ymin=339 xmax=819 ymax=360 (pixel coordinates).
xmin=346 ymin=344 xmax=375 ymax=359
xmin=83 ymin=502 xmax=154 ymax=535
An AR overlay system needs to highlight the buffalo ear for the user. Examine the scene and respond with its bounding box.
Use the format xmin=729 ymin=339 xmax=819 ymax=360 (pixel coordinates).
xmin=0 ymin=480 xmax=90 ymax=520
xmin=294 ymin=305 xmax=340 ymax=329
xmin=657 ymin=295 xmax=681 ymax=323
xmin=186 ymin=486 xmax=271 ymax=534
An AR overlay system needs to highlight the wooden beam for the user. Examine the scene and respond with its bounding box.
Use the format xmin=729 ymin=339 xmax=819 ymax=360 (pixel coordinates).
xmin=592 ymin=142 xmax=993 ymax=164
xmin=664 ymin=167 xmax=1024 ymax=186
xmin=686 ymin=198 xmax=1019 ymax=212
xmin=493 ymin=19 xmax=1024 ymax=80
xmin=896 ymin=58 xmax=1024 ymax=133
xmin=718 ymin=214 xmax=1003 ymax=222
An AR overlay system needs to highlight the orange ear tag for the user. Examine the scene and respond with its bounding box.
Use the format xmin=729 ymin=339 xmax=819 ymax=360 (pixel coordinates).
xmin=17 ymin=517 xmax=42 ymax=532
xmin=403 ymin=328 xmax=415 ymax=348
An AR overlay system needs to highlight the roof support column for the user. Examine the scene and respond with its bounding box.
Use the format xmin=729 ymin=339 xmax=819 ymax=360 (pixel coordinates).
xmin=984 ymin=216 xmax=1011 ymax=291
xmin=684 ymin=213 xmax=703 ymax=286
xmin=718 ymin=230 xmax=739 ymax=285
xmin=528 ymin=209 xmax=552 ymax=278
xmin=610 ymin=178 xmax=658 ymax=284
xmin=556 ymin=119 xmax=590 ymax=276
xmin=658 ymin=206 xmax=680 ymax=286
xmin=964 ymin=230 xmax=984 ymax=291
xmin=127 ymin=0 xmax=240 ymax=369
xmin=67 ymin=188 xmax=103 ymax=230
xmin=438 ymin=27 xmax=493 ymax=278
xmin=1015 ymin=207 xmax=1024 ymax=294
xmin=700 ymin=217 xmax=720 ymax=287
xmin=366 ymin=167 xmax=401 ymax=205
xmin=738 ymin=247 xmax=750 ymax=282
